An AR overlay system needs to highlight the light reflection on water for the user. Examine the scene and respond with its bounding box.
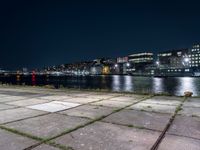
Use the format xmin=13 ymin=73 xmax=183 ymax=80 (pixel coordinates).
xmin=124 ymin=75 xmax=133 ymax=92
xmin=111 ymin=76 xmax=200 ymax=96
xmin=112 ymin=75 xmax=121 ymax=91
xmin=1 ymin=75 xmax=200 ymax=96
xmin=176 ymin=77 xmax=197 ymax=96
xmin=152 ymin=78 xmax=164 ymax=94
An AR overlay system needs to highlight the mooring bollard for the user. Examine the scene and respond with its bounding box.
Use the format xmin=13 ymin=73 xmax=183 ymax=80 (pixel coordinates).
xmin=184 ymin=91 xmax=193 ymax=97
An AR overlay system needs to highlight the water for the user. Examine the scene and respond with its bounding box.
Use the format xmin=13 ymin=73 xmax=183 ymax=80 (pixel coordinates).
xmin=1 ymin=75 xmax=200 ymax=96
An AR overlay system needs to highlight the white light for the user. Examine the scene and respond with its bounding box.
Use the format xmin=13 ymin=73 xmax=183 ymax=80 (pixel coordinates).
xmin=114 ymin=64 xmax=118 ymax=67
xmin=156 ymin=61 xmax=160 ymax=65
xmin=184 ymin=58 xmax=189 ymax=62
xmin=126 ymin=63 xmax=130 ymax=67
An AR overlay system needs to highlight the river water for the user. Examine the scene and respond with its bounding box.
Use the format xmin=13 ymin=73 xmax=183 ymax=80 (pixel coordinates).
xmin=0 ymin=75 xmax=200 ymax=96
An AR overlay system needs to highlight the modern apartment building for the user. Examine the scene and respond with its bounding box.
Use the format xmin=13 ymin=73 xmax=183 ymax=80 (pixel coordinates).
xmin=128 ymin=52 xmax=154 ymax=72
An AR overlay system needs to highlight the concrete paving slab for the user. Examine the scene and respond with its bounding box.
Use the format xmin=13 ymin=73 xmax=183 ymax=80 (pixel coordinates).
xmin=121 ymin=94 xmax=147 ymax=97
xmin=6 ymin=98 xmax=51 ymax=106
xmin=67 ymin=93 xmax=92 ymax=97
xmin=27 ymin=101 xmax=81 ymax=112
xmin=54 ymin=121 xmax=161 ymax=150
xmin=0 ymin=91 xmax=39 ymax=97
xmin=128 ymin=102 xmax=177 ymax=114
xmin=59 ymin=105 xmax=115 ymax=119
xmin=0 ymin=96 xmax=26 ymax=102
xmin=178 ymin=106 xmax=200 ymax=117
xmin=0 ymin=108 xmax=47 ymax=124
xmin=183 ymin=99 xmax=200 ymax=108
xmin=158 ymin=134 xmax=200 ymax=150
xmin=108 ymin=96 xmax=143 ymax=102
xmin=85 ymin=94 xmax=117 ymax=100
xmin=153 ymin=96 xmax=183 ymax=101
xmin=92 ymin=100 xmax=132 ymax=108
xmin=103 ymin=109 xmax=171 ymax=131
xmin=32 ymin=144 xmax=60 ymax=150
xmin=143 ymin=98 xmax=181 ymax=106
xmin=167 ymin=115 xmax=200 ymax=139
xmin=5 ymin=114 xmax=90 ymax=138
xmin=0 ymin=129 xmax=38 ymax=150
xmin=187 ymin=97 xmax=200 ymax=101
xmin=0 ymin=94 xmax=9 ymax=97
xmin=0 ymin=103 xmax=17 ymax=110
xmin=39 ymin=95 xmax=72 ymax=101
xmin=61 ymin=97 xmax=101 ymax=104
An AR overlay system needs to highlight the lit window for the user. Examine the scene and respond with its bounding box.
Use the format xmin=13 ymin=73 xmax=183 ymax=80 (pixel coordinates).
xmin=185 ymin=69 xmax=190 ymax=72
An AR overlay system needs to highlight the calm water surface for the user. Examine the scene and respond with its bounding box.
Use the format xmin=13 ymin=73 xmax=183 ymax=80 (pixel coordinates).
xmin=1 ymin=75 xmax=200 ymax=96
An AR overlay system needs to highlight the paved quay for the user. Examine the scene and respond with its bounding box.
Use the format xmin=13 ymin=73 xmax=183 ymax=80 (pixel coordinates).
xmin=0 ymin=86 xmax=199 ymax=150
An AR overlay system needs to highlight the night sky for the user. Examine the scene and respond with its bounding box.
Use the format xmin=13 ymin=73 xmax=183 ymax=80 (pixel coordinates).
xmin=0 ymin=0 xmax=200 ymax=70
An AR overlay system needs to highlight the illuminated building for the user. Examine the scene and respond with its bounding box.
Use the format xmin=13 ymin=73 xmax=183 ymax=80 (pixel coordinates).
xmin=117 ymin=57 xmax=128 ymax=63
xmin=155 ymin=49 xmax=192 ymax=76
xmin=157 ymin=49 xmax=189 ymax=68
xmin=188 ymin=44 xmax=200 ymax=68
xmin=128 ymin=52 xmax=153 ymax=63
xmin=102 ymin=66 xmax=110 ymax=74
xmin=128 ymin=52 xmax=154 ymax=73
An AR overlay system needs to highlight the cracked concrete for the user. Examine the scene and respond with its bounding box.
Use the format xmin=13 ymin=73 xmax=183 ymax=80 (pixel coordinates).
xmin=0 ymin=86 xmax=198 ymax=150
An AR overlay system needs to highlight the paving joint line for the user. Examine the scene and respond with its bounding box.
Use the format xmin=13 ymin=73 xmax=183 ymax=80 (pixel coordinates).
xmin=25 ymin=95 xmax=153 ymax=150
xmin=0 ymin=91 xmax=152 ymax=150
xmin=100 ymin=120 xmax=162 ymax=132
xmin=1 ymin=112 xmax=50 ymax=125
xmin=54 ymin=94 xmax=122 ymax=114
xmin=150 ymin=96 xmax=188 ymax=150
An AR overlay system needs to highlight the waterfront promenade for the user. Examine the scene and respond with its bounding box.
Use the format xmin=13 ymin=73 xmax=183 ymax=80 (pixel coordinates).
xmin=0 ymin=85 xmax=199 ymax=150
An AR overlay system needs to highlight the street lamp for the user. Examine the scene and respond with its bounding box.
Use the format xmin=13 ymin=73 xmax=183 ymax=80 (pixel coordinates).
xmin=114 ymin=64 xmax=118 ymax=68
xmin=184 ymin=58 xmax=189 ymax=63
xmin=183 ymin=57 xmax=190 ymax=67
xmin=126 ymin=62 xmax=130 ymax=67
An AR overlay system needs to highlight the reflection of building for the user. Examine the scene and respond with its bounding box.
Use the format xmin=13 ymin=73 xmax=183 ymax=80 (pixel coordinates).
xmin=157 ymin=49 xmax=189 ymax=68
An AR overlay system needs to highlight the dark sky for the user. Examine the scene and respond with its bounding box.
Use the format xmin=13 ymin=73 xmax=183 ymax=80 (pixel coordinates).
xmin=0 ymin=0 xmax=200 ymax=70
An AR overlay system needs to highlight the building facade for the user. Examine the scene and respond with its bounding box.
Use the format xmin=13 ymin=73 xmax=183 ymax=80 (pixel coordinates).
xmin=157 ymin=49 xmax=189 ymax=69
xmin=128 ymin=52 xmax=154 ymax=74
xmin=188 ymin=44 xmax=200 ymax=68
xmin=156 ymin=49 xmax=192 ymax=76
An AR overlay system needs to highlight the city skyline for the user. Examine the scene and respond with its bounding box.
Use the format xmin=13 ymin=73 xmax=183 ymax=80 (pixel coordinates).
xmin=1 ymin=0 xmax=200 ymax=69
xmin=0 ymin=42 xmax=199 ymax=71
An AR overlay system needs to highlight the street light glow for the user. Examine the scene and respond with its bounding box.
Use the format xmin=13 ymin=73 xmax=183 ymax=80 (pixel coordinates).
xmin=115 ymin=64 xmax=118 ymax=67
xmin=184 ymin=58 xmax=189 ymax=62
xmin=156 ymin=61 xmax=160 ymax=65
xmin=126 ymin=63 xmax=130 ymax=67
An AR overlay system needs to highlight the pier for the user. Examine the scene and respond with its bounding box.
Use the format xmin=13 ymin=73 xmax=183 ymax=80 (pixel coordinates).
xmin=0 ymin=85 xmax=199 ymax=150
